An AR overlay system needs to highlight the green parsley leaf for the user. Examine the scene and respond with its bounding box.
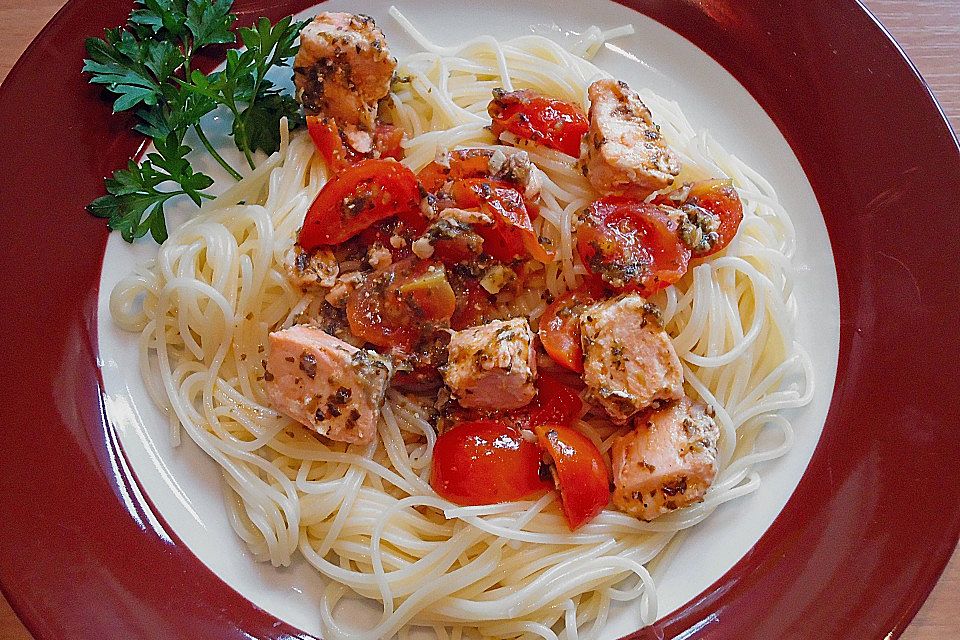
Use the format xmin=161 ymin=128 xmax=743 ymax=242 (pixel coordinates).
xmin=83 ymin=28 xmax=184 ymax=112
xmin=186 ymin=0 xmax=237 ymax=49
xmin=233 ymin=91 xmax=303 ymax=154
xmin=226 ymin=16 xmax=306 ymax=161
xmin=87 ymin=134 xmax=214 ymax=243
xmin=129 ymin=0 xmax=189 ymax=41
xmin=134 ymin=84 xmax=217 ymax=141
xmin=84 ymin=0 xmax=305 ymax=243
xmin=238 ymin=15 xmax=303 ymax=83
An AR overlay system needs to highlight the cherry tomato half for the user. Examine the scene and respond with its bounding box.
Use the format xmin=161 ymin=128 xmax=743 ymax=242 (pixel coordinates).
xmin=685 ymin=179 xmax=743 ymax=258
xmin=346 ymin=258 xmax=455 ymax=351
xmin=576 ymin=196 xmax=690 ymax=296
xmin=418 ymin=148 xmax=501 ymax=194
xmin=523 ymin=371 xmax=584 ymax=428
xmin=418 ymin=148 xmax=537 ymax=213
xmin=654 ymin=179 xmax=744 ymax=259
xmin=538 ymin=282 xmax=605 ymax=373
xmin=488 ymin=89 xmax=588 ymax=158
xmin=431 ymin=421 xmax=552 ymax=506
xmin=299 ymin=159 xmax=422 ymax=249
xmin=450 ymin=277 xmax=496 ymax=330
xmin=534 ymin=424 xmax=610 ymax=530
xmin=307 ymin=116 xmax=405 ymax=172
xmin=451 ymin=179 xmax=553 ymax=263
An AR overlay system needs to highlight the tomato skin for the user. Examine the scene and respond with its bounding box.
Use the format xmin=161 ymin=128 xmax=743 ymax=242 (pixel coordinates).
xmin=450 ymin=278 xmax=496 ymax=330
xmin=346 ymin=258 xmax=455 ymax=351
xmin=534 ymin=424 xmax=609 ymax=530
xmin=299 ymin=159 xmax=423 ymax=249
xmin=488 ymin=89 xmax=588 ymax=157
xmin=576 ymin=196 xmax=690 ymax=296
xmin=432 ymin=235 xmax=481 ymax=265
xmin=373 ymin=124 xmax=405 ymax=161
xmin=306 ymin=116 xmax=354 ymax=170
xmin=450 ymin=179 xmax=553 ymax=263
xmin=538 ymin=283 xmax=605 ymax=373
xmin=686 ymin=179 xmax=743 ymax=258
xmin=307 ymin=116 xmax=406 ymax=171
xmin=524 ymin=371 xmax=583 ymax=428
xmin=431 ymin=421 xmax=552 ymax=506
xmin=418 ymin=149 xmax=500 ymax=194
xmin=654 ymin=179 xmax=744 ymax=258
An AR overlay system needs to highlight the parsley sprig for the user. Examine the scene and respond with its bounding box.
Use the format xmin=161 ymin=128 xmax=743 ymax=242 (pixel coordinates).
xmin=83 ymin=0 xmax=305 ymax=242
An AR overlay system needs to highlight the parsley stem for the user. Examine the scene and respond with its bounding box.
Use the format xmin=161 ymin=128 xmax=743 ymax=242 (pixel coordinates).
xmin=235 ymin=118 xmax=257 ymax=170
xmin=242 ymin=145 xmax=257 ymax=170
xmin=194 ymin=125 xmax=244 ymax=181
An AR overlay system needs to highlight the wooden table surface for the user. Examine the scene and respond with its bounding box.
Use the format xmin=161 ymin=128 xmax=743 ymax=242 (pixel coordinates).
xmin=0 ymin=1 xmax=957 ymax=638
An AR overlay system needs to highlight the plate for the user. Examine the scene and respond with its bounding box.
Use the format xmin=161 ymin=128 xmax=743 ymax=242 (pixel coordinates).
xmin=0 ymin=1 xmax=958 ymax=639
xmin=97 ymin=0 xmax=840 ymax=634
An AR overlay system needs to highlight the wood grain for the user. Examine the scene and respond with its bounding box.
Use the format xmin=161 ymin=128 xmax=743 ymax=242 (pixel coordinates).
xmin=0 ymin=1 xmax=956 ymax=639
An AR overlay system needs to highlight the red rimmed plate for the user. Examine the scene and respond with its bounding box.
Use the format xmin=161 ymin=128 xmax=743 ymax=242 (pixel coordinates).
xmin=0 ymin=1 xmax=957 ymax=639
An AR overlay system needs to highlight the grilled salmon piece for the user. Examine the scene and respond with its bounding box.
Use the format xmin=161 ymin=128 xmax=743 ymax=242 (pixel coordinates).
xmin=265 ymin=325 xmax=392 ymax=444
xmin=584 ymin=79 xmax=680 ymax=199
xmin=580 ymin=293 xmax=683 ymax=423
xmin=611 ymin=397 xmax=719 ymax=521
xmin=443 ymin=317 xmax=537 ymax=410
xmin=294 ymin=12 xmax=396 ymax=129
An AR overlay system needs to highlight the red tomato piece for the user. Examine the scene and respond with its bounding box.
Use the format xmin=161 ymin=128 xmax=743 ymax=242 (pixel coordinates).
xmin=346 ymin=258 xmax=455 ymax=351
xmin=307 ymin=116 xmax=407 ymax=172
xmin=392 ymin=368 xmax=441 ymax=392
xmin=488 ymin=89 xmax=588 ymax=158
xmin=534 ymin=424 xmax=610 ymax=530
xmin=450 ymin=179 xmax=554 ymax=263
xmin=431 ymin=421 xmax=552 ymax=506
xmin=537 ymin=282 xmax=606 ymax=373
xmin=654 ymin=179 xmax=743 ymax=258
xmin=685 ymin=179 xmax=743 ymax=258
xmin=450 ymin=278 xmax=496 ymax=330
xmin=299 ymin=159 xmax=423 ymax=249
xmin=418 ymin=149 xmax=500 ymax=194
xmin=390 ymin=328 xmax=450 ymax=392
xmin=306 ymin=116 xmax=356 ymax=170
xmin=524 ymin=371 xmax=583 ymax=428
xmin=356 ymin=221 xmax=414 ymax=262
xmin=431 ymin=235 xmax=481 ymax=265
xmin=419 ymin=148 xmax=540 ymax=215
xmin=576 ymin=196 xmax=690 ymax=296
xmin=373 ymin=124 xmax=405 ymax=161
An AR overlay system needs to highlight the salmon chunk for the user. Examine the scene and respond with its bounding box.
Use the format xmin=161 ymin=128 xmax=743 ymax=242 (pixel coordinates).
xmin=443 ymin=317 xmax=537 ymax=410
xmin=584 ymin=79 xmax=680 ymax=198
xmin=611 ymin=397 xmax=719 ymax=521
xmin=265 ymin=325 xmax=393 ymax=444
xmin=293 ymin=12 xmax=396 ymax=129
xmin=580 ymin=293 xmax=683 ymax=423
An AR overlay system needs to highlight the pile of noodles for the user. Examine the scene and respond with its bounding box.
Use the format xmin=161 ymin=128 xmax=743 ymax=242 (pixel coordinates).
xmin=110 ymin=9 xmax=813 ymax=640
